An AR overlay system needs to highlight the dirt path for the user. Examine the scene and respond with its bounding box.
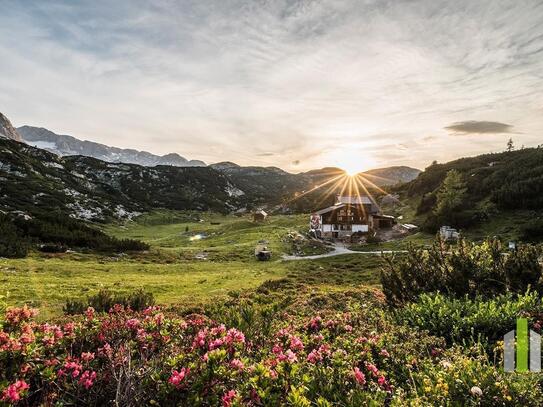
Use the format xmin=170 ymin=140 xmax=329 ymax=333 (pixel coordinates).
xmin=281 ymin=244 xmax=408 ymax=261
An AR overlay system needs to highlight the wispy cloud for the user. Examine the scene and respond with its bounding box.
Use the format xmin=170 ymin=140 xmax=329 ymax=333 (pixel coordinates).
xmin=1 ymin=0 xmax=543 ymax=171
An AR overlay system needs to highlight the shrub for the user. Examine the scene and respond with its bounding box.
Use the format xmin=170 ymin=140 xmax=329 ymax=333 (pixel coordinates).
xmin=395 ymin=291 xmax=542 ymax=347
xmin=521 ymin=218 xmax=543 ymax=242
xmin=2 ymin=293 xmax=542 ymax=406
xmin=380 ymin=237 xmax=543 ymax=305
xmin=64 ymin=289 xmax=155 ymax=315
xmin=365 ymin=233 xmax=381 ymax=244
xmin=9 ymin=212 xmax=150 ymax=254
xmin=0 ymin=215 xmax=29 ymax=258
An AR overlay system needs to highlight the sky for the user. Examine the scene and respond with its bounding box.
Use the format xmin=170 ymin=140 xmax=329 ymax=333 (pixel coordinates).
xmin=1 ymin=0 xmax=543 ymax=173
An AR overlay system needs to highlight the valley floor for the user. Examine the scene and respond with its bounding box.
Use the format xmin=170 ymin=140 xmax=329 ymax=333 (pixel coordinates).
xmin=1 ymin=211 xmax=397 ymax=318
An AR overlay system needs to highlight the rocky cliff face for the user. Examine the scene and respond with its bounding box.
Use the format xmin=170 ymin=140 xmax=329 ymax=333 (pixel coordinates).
xmin=0 ymin=112 xmax=22 ymax=141
xmin=17 ymin=125 xmax=206 ymax=167
xmin=0 ymin=138 xmax=242 ymax=221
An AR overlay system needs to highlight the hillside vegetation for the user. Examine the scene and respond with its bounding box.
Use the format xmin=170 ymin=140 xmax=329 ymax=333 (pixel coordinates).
xmin=396 ymin=146 xmax=543 ymax=236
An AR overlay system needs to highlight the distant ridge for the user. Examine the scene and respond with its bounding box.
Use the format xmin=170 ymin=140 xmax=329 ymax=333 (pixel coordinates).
xmin=17 ymin=125 xmax=206 ymax=167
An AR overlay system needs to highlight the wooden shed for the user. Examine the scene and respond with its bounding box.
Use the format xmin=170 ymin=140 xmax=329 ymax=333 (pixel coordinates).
xmin=253 ymin=209 xmax=268 ymax=222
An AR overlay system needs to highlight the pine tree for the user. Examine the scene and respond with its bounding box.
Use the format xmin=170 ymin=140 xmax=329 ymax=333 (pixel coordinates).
xmin=507 ymin=138 xmax=514 ymax=152
xmin=434 ymin=169 xmax=467 ymax=221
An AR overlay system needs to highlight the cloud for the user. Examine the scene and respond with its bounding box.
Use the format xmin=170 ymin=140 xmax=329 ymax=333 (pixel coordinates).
xmin=422 ymin=135 xmax=436 ymax=141
xmin=444 ymin=121 xmax=514 ymax=135
xmin=0 ymin=0 xmax=543 ymax=171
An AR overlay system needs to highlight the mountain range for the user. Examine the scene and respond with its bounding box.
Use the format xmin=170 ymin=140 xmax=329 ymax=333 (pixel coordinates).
xmin=0 ymin=112 xmax=421 ymax=184
xmin=0 ymin=110 xmax=422 ymax=223
xmin=2 ymin=109 xmax=542 ymax=248
xmin=17 ymin=125 xmax=206 ymax=167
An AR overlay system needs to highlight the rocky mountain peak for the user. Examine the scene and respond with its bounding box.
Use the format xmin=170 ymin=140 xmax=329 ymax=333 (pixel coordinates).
xmin=0 ymin=112 xmax=22 ymax=141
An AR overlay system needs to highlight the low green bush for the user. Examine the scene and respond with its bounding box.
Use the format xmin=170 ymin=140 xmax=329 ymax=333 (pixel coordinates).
xmin=63 ymin=288 xmax=155 ymax=315
xmin=0 ymin=215 xmax=29 ymax=258
xmin=395 ymin=291 xmax=542 ymax=347
xmin=521 ymin=218 xmax=543 ymax=242
xmin=380 ymin=237 xmax=543 ymax=305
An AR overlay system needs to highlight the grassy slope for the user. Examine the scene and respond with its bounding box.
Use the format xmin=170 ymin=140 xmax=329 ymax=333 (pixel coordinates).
xmin=1 ymin=211 xmax=388 ymax=318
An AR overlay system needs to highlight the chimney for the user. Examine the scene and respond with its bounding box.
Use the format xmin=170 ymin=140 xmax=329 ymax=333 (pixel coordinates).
xmin=335 ymin=194 xmax=341 ymax=204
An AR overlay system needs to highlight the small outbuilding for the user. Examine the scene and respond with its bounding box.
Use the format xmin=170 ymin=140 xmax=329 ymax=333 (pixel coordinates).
xmin=253 ymin=209 xmax=268 ymax=222
xmin=255 ymin=240 xmax=272 ymax=261
xmin=440 ymin=226 xmax=460 ymax=241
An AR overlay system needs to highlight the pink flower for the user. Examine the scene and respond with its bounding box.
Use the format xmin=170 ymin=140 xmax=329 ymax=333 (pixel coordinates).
xmin=344 ymin=324 xmax=353 ymax=332
xmin=276 ymin=328 xmax=290 ymax=338
xmin=169 ymin=368 xmax=190 ymax=388
xmin=225 ymin=328 xmax=245 ymax=345
xmin=192 ymin=329 xmax=208 ymax=349
xmin=307 ymin=349 xmax=322 ymax=364
xmin=312 ymin=333 xmax=324 ymax=343
xmin=1 ymin=380 xmax=29 ymax=403
xmin=272 ymin=344 xmax=283 ymax=355
xmin=209 ymin=338 xmax=224 ymax=350
xmin=282 ymin=349 xmax=298 ymax=363
xmin=153 ymin=313 xmax=164 ymax=325
xmin=325 ymin=320 xmax=336 ymax=329
xmin=5 ymin=306 xmax=37 ymax=325
xmin=81 ymin=352 xmax=95 ymax=362
xmin=222 ymin=390 xmax=237 ymax=407
xmin=377 ymin=375 xmax=391 ymax=391
xmin=211 ymin=324 xmax=226 ymax=336
xmin=378 ymin=375 xmax=387 ymax=386
xmin=365 ymin=362 xmax=379 ymax=377
xmin=289 ymin=335 xmax=304 ymax=351
xmin=85 ymin=307 xmax=95 ymax=321
xmin=379 ymin=349 xmax=390 ymax=358
xmin=65 ymin=360 xmax=83 ymax=378
xmin=125 ymin=318 xmax=140 ymax=330
xmin=110 ymin=304 xmax=124 ymax=314
xmin=143 ymin=305 xmax=160 ymax=315
xmin=230 ymin=359 xmax=244 ymax=371
xmin=353 ymin=367 xmax=366 ymax=385
xmin=98 ymin=343 xmax=113 ymax=358
xmin=78 ymin=370 xmax=97 ymax=389
xmin=63 ymin=322 xmax=76 ymax=336
xmin=309 ymin=316 xmax=322 ymax=330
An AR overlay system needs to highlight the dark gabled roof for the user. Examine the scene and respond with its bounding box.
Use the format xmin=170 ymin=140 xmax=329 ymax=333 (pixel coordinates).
xmin=336 ymin=196 xmax=372 ymax=205
xmin=314 ymin=203 xmax=345 ymax=215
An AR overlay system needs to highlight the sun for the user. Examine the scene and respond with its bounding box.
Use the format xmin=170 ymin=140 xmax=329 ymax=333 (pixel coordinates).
xmin=327 ymin=148 xmax=376 ymax=176
xmin=340 ymin=158 xmax=374 ymax=176
xmin=343 ymin=166 xmax=362 ymax=176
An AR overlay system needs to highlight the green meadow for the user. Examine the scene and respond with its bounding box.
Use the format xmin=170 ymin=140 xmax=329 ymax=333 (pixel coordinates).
xmin=1 ymin=210 xmax=393 ymax=318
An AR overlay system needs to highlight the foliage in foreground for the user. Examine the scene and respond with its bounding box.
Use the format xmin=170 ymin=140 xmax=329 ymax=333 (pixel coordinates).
xmin=1 ymin=287 xmax=542 ymax=406
xmin=396 ymin=291 xmax=543 ymax=348
xmin=380 ymin=237 xmax=543 ymax=305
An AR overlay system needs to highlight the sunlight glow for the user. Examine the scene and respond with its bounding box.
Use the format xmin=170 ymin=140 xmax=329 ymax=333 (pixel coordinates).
xmin=327 ymin=148 xmax=377 ymax=176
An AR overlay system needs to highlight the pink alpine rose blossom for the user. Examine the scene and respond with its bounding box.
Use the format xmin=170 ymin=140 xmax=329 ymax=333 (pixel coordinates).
xmin=353 ymin=367 xmax=366 ymax=385
xmin=169 ymin=368 xmax=190 ymax=388
xmin=222 ymin=390 xmax=237 ymax=407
